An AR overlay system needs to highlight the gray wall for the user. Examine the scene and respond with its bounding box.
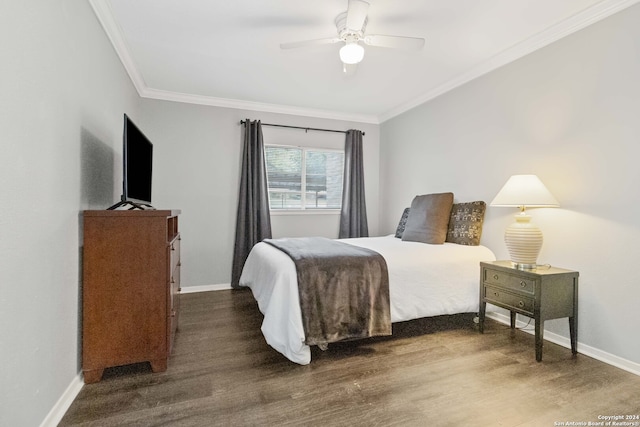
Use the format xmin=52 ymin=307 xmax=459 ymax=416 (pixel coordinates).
xmin=380 ymin=4 xmax=640 ymax=366
xmin=139 ymin=100 xmax=380 ymax=288
xmin=0 ymin=2 xmax=141 ymax=426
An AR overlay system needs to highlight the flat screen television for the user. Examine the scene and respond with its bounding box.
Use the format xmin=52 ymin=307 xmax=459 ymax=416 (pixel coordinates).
xmin=108 ymin=114 xmax=153 ymax=209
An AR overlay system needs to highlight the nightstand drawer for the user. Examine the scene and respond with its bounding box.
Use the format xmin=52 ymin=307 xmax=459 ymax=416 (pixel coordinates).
xmin=483 ymin=268 xmax=536 ymax=294
xmin=484 ymin=285 xmax=534 ymax=315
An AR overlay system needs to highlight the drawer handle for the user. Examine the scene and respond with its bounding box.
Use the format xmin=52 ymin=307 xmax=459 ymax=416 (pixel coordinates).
xmin=493 ymin=291 xmax=500 ymax=298
xmin=520 ymin=281 xmax=527 ymax=288
xmin=170 ymin=310 xmax=176 ymax=318
xmin=493 ymin=274 xmax=499 ymax=280
xmin=171 ymin=245 xmax=175 ymax=251
xmin=518 ymin=301 xmax=525 ymax=308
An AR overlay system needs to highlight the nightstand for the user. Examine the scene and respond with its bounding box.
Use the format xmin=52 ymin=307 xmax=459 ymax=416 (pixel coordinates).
xmin=478 ymin=261 xmax=579 ymax=362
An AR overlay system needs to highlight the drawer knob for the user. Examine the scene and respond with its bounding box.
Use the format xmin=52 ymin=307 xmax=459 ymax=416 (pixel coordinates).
xmin=493 ymin=291 xmax=500 ymax=297
xmin=493 ymin=274 xmax=499 ymax=280
xmin=518 ymin=301 xmax=525 ymax=308
xmin=520 ymin=281 xmax=527 ymax=288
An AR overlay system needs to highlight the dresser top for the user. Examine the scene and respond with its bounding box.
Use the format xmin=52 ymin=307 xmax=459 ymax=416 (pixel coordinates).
xmin=84 ymin=209 xmax=181 ymax=217
xmin=482 ymin=260 xmax=578 ymax=277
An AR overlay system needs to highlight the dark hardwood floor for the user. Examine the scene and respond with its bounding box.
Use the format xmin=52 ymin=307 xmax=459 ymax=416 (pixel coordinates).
xmin=60 ymin=289 xmax=640 ymax=426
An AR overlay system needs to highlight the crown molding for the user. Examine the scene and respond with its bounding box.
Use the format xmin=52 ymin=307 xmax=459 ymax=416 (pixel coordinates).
xmin=90 ymin=0 xmax=639 ymax=126
xmin=89 ymin=0 xmax=147 ymax=95
xmin=140 ymin=87 xmax=380 ymax=124
xmin=378 ymin=0 xmax=640 ymax=123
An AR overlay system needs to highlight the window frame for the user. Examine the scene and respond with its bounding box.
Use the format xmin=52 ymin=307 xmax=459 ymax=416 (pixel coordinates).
xmin=264 ymin=143 xmax=344 ymax=214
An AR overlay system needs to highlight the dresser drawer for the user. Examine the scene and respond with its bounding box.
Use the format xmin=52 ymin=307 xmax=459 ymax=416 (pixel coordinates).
xmin=483 ymin=268 xmax=536 ymax=294
xmin=484 ymin=285 xmax=534 ymax=315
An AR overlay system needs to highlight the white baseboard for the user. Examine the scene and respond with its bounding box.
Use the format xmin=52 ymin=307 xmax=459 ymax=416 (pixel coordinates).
xmin=180 ymin=283 xmax=231 ymax=293
xmin=486 ymin=311 xmax=640 ymax=377
xmin=40 ymin=373 xmax=84 ymax=427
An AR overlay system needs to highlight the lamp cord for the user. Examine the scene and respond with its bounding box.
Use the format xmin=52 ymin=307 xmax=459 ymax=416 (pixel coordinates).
xmin=516 ymin=317 xmax=534 ymax=331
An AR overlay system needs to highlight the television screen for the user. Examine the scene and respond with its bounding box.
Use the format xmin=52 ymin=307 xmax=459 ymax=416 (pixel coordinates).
xmin=123 ymin=114 xmax=153 ymax=205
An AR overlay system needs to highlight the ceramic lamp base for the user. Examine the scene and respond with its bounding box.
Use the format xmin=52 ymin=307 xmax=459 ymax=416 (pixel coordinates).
xmin=504 ymin=213 xmax=543 ymax=270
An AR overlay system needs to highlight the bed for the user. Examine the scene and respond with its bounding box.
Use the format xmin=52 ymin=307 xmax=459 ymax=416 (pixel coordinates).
xmin=239 ymin=232 xmax=496 ymax=365
xmin=239 ymin=193 xmax=496 ymax=365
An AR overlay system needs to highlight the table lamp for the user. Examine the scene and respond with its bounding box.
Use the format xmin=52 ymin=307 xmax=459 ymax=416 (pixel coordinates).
xmin=490 ymin=175 xmax=559 ymax=270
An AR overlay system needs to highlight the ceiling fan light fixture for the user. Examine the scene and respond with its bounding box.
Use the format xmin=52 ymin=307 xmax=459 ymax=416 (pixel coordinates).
xmin=339 ymin=42 xmax=365 ymax=64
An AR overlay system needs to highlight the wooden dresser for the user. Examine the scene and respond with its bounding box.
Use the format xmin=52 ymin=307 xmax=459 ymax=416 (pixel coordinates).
xmin=82 ymin=209 xmax=181 ymax=383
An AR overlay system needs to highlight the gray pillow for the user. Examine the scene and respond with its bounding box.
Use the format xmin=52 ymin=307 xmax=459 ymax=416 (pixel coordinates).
xmin=446 ymin=201 xmax=486 ymax=246
xmin=402 ymin=193 xmax=454 ymax=244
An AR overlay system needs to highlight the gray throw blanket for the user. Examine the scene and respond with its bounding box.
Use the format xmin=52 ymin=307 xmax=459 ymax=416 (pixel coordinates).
xmin=263 ymin=237 xmax=391 ymax=348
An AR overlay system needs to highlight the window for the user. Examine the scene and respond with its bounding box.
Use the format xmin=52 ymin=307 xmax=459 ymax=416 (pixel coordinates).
xmin=265 ymin=145 xmax=344 ymax=210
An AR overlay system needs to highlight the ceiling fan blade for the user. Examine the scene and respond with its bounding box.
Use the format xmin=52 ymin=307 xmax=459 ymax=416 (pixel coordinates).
xmin=363 ymin=34 xmax=425 ymax=50
xmin=280 ymin=37 xmax=340 ymax=49
xmin=342 ymin=62 xmax=358 ymax=76
xmin=346 ymin=0 xmax=370 ymax=30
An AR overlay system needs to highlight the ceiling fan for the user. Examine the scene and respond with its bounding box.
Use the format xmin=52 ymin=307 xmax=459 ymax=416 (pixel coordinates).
xmin=280 ymin=0 xmax=425 ymax=75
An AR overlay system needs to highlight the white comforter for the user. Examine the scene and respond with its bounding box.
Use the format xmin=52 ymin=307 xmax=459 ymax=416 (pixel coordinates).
xmin=239 ymin=235 xmax=496 ymax=364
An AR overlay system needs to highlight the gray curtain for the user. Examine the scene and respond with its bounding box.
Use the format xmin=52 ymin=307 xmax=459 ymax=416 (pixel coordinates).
xmin=339 ymin=129 xmax=368 ymax=238
xmin=231 ymin=120 xmax=272 ymax=288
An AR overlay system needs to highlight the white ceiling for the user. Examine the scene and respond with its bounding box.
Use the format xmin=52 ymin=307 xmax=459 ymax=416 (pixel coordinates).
xmin=90 ymin=0 xmax=637 ymax=124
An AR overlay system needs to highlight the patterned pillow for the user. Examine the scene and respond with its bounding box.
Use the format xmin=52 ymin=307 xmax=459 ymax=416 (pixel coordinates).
xmin=446 ymin=201 xmax=486 ymax=246
xmin=394 ymin=207 xmax=411 ymax=238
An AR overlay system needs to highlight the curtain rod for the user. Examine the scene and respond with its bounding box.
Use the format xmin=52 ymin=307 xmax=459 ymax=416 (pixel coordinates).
xmin=239 ymin=120 xmax=365 ymax=136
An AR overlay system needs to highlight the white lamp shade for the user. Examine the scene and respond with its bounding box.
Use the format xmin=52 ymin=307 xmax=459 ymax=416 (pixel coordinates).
xmin=339 ymin=42 xmax=365 ymax=64
xmin=490 ymin=174 xmax=559 ymax=208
